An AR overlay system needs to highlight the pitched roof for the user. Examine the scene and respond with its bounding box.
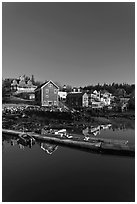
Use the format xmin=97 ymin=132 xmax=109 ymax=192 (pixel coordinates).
xmin=35 ymin=80 xmax=59 ymax=91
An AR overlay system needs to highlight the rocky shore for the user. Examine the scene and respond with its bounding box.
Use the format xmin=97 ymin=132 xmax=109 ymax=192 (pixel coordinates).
xmin=2 ymin=104 xmax=135 ymax=134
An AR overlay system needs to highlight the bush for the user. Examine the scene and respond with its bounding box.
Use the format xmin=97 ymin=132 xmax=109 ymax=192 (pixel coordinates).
xmin=128 ymin=97 xmax=135 ymax=110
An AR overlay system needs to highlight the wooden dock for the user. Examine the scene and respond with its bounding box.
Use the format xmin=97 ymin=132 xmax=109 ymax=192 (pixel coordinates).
xmin=2 ymin=129 xmax=135 ymax=157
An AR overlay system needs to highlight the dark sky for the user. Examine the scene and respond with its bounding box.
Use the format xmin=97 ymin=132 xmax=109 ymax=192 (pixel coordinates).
xmin=2 ymin=2 xmax=135 ymax=87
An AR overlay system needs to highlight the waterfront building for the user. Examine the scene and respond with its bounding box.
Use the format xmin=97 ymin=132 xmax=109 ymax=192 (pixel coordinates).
xmin=35 ymin=80 xmax=59 ymax=106
xmin=58 ymin=91 xmax=67 ymax=101
xmin=100 ymin=90 xmax=112 ymax=106
xmin=11 ymin=75 xmax=37 ymax=93
xmin=71 ymin=87 xmax=82 ymax=93
xmin=88 ymin=90 xmax=112 ymax=107
xmin=66 ymin=92 xmax=89 ymax=108
xmin=11 ymin=75 xmax=37 ymax=95
xmin=10 ymin=75 xmax=37 ymax=100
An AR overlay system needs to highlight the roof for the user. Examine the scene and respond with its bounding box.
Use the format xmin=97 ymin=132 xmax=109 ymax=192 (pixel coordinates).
xmin=101 ymin=90 xmax=109 ymax=94
xmin=35 ymin=80 xmax=59 ymax=91
xmin=67 ymin=92 xmax=88 ymax=98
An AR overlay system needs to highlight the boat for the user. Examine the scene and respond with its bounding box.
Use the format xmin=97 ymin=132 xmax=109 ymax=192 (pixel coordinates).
xmin=84 ymin=136 xmax=90 ymax=141
xmin=17 ymin=133 xmax=35 ymax=147
xmin=100 ymin=124 xmax=112 ymax=130
xmin=54 ymin=129 xmax=67 ymax=137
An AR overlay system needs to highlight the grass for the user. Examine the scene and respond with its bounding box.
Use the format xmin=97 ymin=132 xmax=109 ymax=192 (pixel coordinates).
xmin=3 ymin=96 xmax=36 ymax=105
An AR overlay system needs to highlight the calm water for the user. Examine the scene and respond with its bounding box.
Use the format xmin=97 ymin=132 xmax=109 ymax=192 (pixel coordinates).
xmin=2 ymin=122 xmax=135 ymax=202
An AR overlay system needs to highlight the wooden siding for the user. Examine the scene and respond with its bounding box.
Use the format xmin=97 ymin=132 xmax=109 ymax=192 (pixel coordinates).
xmin=66 ymin=93 xmax=89 ymax=108
xmin=41 ymin=81 xmax=58 ymax=106
xmin=67 ymin=96 xmax=82 ymax=108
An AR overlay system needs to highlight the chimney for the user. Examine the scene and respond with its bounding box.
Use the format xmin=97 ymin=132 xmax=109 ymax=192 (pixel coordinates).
xmin=78 ymin=88 xmax=81 ymax=92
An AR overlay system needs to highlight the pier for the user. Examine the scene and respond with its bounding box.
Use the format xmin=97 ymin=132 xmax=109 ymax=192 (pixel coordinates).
xmin=2 ymin=129 xmax=135 ymax=157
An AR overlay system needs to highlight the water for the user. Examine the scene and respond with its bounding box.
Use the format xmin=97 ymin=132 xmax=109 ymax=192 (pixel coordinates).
xmin=2 ymin=122 xmax=135 ymax=202
xmin=67 ymin=122 xmax=135 ymax=145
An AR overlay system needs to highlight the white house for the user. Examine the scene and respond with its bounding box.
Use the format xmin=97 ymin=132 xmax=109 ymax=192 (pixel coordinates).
xmin=58 ymin=91 xmax=67 ymax=101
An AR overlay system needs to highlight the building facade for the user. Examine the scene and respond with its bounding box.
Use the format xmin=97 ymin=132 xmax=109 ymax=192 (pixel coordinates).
xmin=58 ymin=91 xmax=67 ymax=101
xmin=88 ymin=90 xmax=112 ymax=107
xmin=11 ymin=75 xmax=37 ymax=93
xmin=35 ymin=80 xmax=59 ymax=106
xmin=66 ymin=92 xmax=89 ymax=108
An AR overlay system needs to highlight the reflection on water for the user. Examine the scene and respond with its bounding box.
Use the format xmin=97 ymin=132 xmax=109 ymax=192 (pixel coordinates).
xmin=82 ymin=122 xmax=134 ymax=137
xmin=2 ymin=135 xmax=58 ymax=155
xmin=2 ymin=121 xmax=135 ymax=201
xmin=67 ymin=122 xmax=134 ymax=144
xmin=82 ymin=124 xmax=121 ymax=137
xmin=2 ymin=133 xmax=135 ymax=202
xmin=3 ymin=120 xmax=135 ymax=155
xmin=39 ymin=143 xmax=58 ymax=155
xmin=37 ymin=121 xmax=135 ymax=146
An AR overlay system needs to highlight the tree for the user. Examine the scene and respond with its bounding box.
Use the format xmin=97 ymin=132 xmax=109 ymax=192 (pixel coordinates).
xmin=114 ymin=88 xmax=126 ymax=97
xmin=66 ymin=85 xmax=72 ymax=92
xmin=128 ymin=97 xmax=135 ymax=110
xmin=128 ymin=89 xmax=135 ymax=110
xmin=31 ymin=75 xmax=35 ymax=84
xmin=2 ymin=79 xmax=12 ymax=98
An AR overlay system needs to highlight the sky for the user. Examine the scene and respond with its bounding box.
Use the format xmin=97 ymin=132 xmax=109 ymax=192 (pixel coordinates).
xmin=2 ymin=2 xmax=135 ymax=87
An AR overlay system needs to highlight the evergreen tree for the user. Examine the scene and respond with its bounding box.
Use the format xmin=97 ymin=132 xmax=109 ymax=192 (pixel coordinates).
xmin=31 ymin=75 xmax=35 ymax=84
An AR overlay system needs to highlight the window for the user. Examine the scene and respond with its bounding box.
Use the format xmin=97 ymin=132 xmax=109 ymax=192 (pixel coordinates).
xmin=48 ymin=101 xmax=53 ymax=105
xmin=84 ymin=98 xmax=87 ymax=101
xmin=54 ymin=89 xmax=57 ymax=94
xmin=46 ymin=89 xmax=49 ymax=93
xmin=48 ymin=83 xmax=53 ymax=88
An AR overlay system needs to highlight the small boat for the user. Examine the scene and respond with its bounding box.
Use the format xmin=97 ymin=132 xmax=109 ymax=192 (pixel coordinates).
xmin=100 ymin=124 xmax=112 ymax=130
xmin=17 ymin=133 xmax=35 ymax=146
xmin=65 ymin=134 xmax=73 ymax=139
xmin=54 ymin=129 xmax=67 ymax=137
xmin=94 ymin=142 xmax=102 ymax=147
xmin=84 ymin=136 xmax=90 ymax=141
xmin=54 ymin=129 xmax=73 ymax=139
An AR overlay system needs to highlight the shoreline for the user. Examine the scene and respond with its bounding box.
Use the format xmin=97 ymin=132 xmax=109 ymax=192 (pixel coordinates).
xmin=2 ymin=103 xmax=135 ymax=131
xmin=2 ymin=129 xmax=135 ymax=157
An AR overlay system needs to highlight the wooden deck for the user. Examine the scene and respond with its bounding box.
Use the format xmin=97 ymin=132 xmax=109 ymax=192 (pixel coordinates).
xmin=2 ymin=129 xmax=135 ymax=157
